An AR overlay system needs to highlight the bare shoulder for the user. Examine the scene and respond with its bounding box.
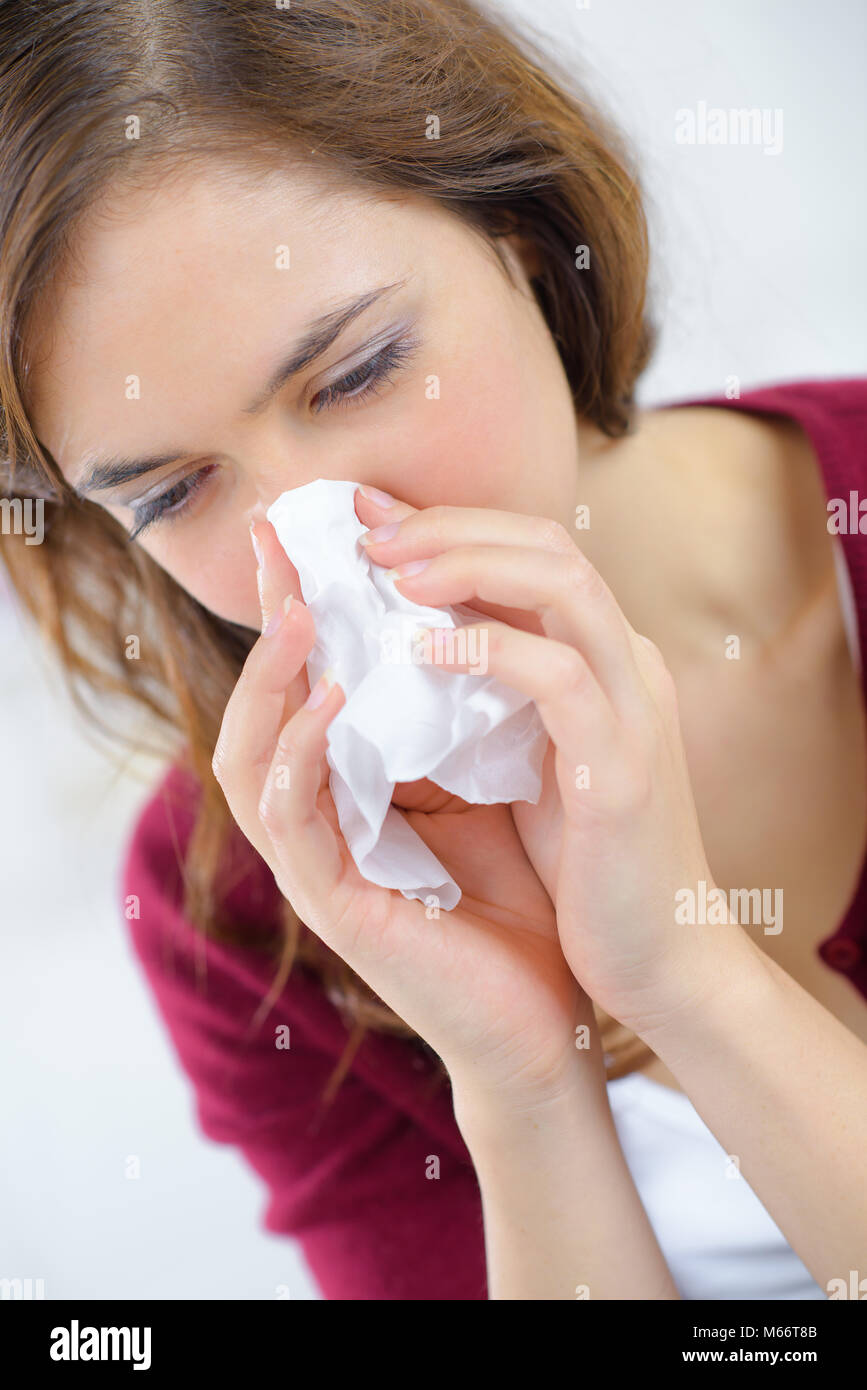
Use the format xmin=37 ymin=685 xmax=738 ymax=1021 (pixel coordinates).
xmin=647 ymin=403 xmax=825 ymax=512
xmin=647 ymin=404 xmax=836 ymax=621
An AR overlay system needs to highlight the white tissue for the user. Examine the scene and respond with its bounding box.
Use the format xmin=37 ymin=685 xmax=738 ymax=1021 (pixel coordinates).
xmin=266 ymin=480 xmax=548 ymax=910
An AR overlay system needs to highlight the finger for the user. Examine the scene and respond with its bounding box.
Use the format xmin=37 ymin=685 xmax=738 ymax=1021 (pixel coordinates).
xmin=354 ymin=489 xmax=545 ymax=636
xmin=353 ymin=483 xmax=420 ymax=528
xmin=250 ymin=518 xmax=304 ymax=634
xmin=416 ymin=619 xmax=634 ymax=809
xmin=360 ymin=507 xmax=633 ymax=657
xmin=249 ymin=515 xmax=316 ymax=732
xmin=387 ymin=542 xmax=645 ymax=718
xmin=257 ymin=673 xmax=359 ymax=932
xmin=358 ymin=502 xmax=570 ymax=561
xmin=212 ymin=601 xmax=321 ymax=847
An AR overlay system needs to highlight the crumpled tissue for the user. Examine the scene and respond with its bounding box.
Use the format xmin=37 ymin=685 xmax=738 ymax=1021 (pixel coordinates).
xmin=266 ymin=479 xmax=548 ymax=910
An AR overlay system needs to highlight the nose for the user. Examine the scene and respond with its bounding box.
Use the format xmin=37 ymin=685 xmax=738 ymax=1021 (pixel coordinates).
xmin=251 ymin=472 xmax=289 ymax=522
xmin=241 ymin=458 xmax=300 ymax=530
xmin=246 ymin=458 xmax=364 ymax=528
xmin=238 ymin=434 xmax=371 ymax=537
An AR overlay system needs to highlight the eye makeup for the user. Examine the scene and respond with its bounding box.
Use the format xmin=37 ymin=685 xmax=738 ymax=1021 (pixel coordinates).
xmin=124 ymin=327 xmax=421 ymax=541
xmin=310 ymin=330 xmax=421 ymax=414
xmin=126 ymin=462 xmax=219 ymax=541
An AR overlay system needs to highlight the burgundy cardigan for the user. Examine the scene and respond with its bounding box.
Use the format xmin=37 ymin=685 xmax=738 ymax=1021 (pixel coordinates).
xmin=122 ymin=379 xmax=867 ymax=1300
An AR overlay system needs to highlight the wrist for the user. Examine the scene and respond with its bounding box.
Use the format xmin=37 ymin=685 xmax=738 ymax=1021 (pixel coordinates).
xmin=448 ymin=1048 xmax=612 ymax=1154
xmin=631 ymin=924 xmax=772 ymax=1066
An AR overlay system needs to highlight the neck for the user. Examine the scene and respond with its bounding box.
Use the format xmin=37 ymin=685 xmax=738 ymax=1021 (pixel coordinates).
xmin=541 ymin=408 xmax=705 ymax=659
xmin=536 ymin=403 xmax=833 ymax=674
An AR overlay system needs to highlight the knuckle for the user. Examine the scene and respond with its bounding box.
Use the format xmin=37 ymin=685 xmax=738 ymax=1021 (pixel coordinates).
xmin=552 ymin=643 xmax=591 ymax=696
xmin=482 ymin=619 xmax=508 ymax=656
xmin=655 ymin=662 xmax=680 ymax=715
xmin=637 ymin=633 xmax=665 ymax=667
xmin=423 ymin=504 xmax=449 ymax=545
xmin=275 ymin=729 xmax=300 ymax=768
xmin=563 ymin=550 xmax=607 ymax=602
xmin=257 ymin=788 xmax=281 ymax=832
xmin=530 ymin=515 xmax=574 ymax=555
xmin=211 ymin=735 xmax=230 ymax=784
xmin=229 ymin=664 xmax=255 ymax=716
xmin=612 ymin=748 xmax=655 ymax=816
xmin=638 ymin=635 xmax=680 ymax=710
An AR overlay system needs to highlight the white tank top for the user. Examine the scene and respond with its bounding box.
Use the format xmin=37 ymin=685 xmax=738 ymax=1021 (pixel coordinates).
xmin=606 ymin=1072 xmax=828 ymax=1299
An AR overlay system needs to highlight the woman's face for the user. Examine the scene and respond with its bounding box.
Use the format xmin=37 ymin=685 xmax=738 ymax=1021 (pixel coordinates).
xmin=26 ymin=159 xmax=580 ymax=629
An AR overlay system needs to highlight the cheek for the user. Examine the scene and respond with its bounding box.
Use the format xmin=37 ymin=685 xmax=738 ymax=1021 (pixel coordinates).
xmin=131 ymin=333 xmax=558 ymax=626
xmin=144 ymin=531 xmax=261 ymax=629
xmin=376 ymin=345 xmax=540 ymax=511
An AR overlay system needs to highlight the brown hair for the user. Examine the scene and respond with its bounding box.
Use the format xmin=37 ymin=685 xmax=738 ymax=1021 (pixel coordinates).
xmin=0 ymin=0 xmax=655 ymax=1105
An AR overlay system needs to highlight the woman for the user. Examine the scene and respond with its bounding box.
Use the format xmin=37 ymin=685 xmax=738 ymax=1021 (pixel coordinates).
xmin=1 ymin=0 xmax=865 ymax=1300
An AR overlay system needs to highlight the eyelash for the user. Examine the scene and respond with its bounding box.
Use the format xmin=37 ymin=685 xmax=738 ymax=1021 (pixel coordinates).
xmin=310 ymin=334 xmax=418 ymax=414
xmin=127 ymin=334 xmax=420 ymax=541
xmin=127 ymin=464 xmax=217 ymax=542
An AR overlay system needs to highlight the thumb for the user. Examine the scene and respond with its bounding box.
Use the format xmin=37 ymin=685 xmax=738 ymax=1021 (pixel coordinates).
xmin=250 ymin=518 xmax=304 ymax=635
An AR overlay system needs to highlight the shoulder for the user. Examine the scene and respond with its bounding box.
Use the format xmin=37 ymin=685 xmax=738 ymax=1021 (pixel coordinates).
xmin=663 ymin=377 xmax=867 ymax=471
xmin=722 ymin=377 xmax=867 ymax=414
xmin=649 ymin=376 xmax=867 ymax=519
xmin=626 ymin=381 xmax=862 ymax=649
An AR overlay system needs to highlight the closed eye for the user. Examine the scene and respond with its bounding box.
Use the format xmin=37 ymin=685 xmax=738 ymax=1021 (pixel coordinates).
xmin=127 ymin=462 xmax=218 ymax=541
xmin=126 ymin=332 xmax=420 ymax=540
xmin=311 ymin=333 xmax=420 ymax=413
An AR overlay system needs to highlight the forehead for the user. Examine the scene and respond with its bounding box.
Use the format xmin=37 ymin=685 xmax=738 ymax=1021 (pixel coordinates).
xmin=23 ymin=159 xmax=449 ymax=477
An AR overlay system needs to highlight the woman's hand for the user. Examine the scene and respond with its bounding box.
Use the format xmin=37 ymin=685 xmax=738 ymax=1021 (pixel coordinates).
xmin=356 ymin=487 xmax=732 ymax=1042
xmin=211 ymin=512 xmax=610 ymax=1115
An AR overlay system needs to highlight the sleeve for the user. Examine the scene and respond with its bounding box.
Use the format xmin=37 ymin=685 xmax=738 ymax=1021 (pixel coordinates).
xmin=120 ymin=772 xmax=488 ymax=1301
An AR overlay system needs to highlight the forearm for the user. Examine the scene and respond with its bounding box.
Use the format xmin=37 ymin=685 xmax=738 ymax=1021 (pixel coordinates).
xmin=451 ymin=1075 xmax=681 ymax=1300
xmin=641 ymin=934 xmax=867 ymax=1288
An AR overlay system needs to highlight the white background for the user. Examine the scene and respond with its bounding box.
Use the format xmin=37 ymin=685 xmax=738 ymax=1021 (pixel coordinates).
xmin=2 ymin=0 xmax=865 ymax=1300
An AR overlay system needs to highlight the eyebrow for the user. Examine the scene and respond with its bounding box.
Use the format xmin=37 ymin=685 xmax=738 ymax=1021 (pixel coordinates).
xmin=74 ymin=278 xmax=408 ymax=496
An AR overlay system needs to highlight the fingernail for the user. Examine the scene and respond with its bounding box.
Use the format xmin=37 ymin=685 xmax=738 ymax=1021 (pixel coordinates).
xmin=262 ymin=593 xmax=293 ymax=637
xmin=385 ymin=558 xmax=431 ymax=580
xmin=360 ymin=522 xmax=400 ymax=547
xmin=358 ymin=484 xmax=396 ymax=507
xmin=249 ymin=521 xmax=265 ymax=570
xmin=304 ymin=666 xmax=335 ymax=709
